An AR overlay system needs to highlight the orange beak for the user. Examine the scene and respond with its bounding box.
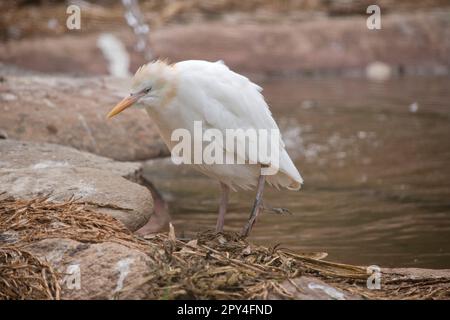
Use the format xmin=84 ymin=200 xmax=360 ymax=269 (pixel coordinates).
xmin=107 ymin=95 xmax=140 ymax=119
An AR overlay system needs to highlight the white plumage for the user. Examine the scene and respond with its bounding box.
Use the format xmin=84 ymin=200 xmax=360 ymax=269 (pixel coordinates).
xmin=108 ymin=59 xmax=303 ymax=235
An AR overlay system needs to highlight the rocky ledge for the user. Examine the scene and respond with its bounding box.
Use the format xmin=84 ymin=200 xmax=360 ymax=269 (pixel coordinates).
xmin=1 ymin=140 xmax=449 ymax=300
xmin=1 ymin=195 xmax=449 ymax=300
xmin=0 ymin=75 xmax=169 ymax=161
xmin=0 ymin=139 xmax=153 ymax=231
xmin=0 ymin=10 xmax=449 ymax=77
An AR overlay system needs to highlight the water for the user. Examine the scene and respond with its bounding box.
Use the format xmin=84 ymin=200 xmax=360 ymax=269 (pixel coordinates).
xmin=121 ymin=0 xmax=152 ymax=60
xmin=143 ymin=76 xmax=450 ymax=269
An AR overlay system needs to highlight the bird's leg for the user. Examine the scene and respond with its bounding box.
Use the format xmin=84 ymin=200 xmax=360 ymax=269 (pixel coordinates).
xmin=241 ymin=174 xmax=266 ymax=237
xmin=215 ymin=182 xmax=230 ymax=233
xmin=135 ymin=177 xmax=170 ymax=236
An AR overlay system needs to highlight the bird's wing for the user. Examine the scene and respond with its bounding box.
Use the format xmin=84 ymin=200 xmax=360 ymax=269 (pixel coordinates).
xmin=177 ymin=60 xmax=285 ymax=166
xmin=175 ymin=60 xmax=303 ymax=189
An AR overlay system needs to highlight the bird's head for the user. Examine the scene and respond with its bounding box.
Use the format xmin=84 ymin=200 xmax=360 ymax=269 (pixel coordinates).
xmin=107 ymin=60 xmax=176 ymax=119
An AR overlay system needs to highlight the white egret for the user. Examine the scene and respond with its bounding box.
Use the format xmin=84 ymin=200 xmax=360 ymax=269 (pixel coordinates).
xmin=107 ymin=60 xmax=303 ymax=236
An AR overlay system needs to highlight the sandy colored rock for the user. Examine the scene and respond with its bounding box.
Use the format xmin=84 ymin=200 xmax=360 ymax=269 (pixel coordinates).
xmin=271 ymin=268 xmax=450 ymax=300
xmin=0 ymin=75 xmax=168 ymax=161
xmin=25 ymin=238 xmax=152 ymax=299
xmin=0 ymin=139 xmax=143 ymax=182
xmin=270 ymin=276 xmax=363 ymax=300
xmin=0 ymin=11 xmax=448 ymax=77
xmin=383 ymin=268 xmax=450 ymax=280
xmin=0 ymin=167 xmax=152 ymax=231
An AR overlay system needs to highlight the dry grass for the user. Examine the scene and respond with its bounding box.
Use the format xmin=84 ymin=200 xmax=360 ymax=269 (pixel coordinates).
xmin=0 ymin=246 xmax=60 ymax=300
xmin=1 ymin=195 xmax=449 ymax=300
xmin=0 ymin=194 xmax=151 ymax=300
xmin=0 ymin=195 xmax=149 ymax=250
xmin=122 ymin=230 xmax=368 ymax=299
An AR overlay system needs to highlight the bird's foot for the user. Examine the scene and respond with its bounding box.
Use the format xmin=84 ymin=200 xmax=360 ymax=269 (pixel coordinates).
xmin=262 ymin=206 xmax=292 ymax=215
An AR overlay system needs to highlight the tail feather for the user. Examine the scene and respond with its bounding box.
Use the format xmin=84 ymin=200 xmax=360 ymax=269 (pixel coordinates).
xmin=267 ymin=149 xmax=303 ymax=190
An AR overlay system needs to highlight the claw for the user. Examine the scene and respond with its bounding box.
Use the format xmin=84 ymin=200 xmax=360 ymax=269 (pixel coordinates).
xmin=263 ymin=206 xmax=292 ymax=215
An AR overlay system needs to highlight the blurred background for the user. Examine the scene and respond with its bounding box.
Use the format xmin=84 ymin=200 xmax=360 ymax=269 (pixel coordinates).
xmin=1 ymin=0 xmax=449 ymax=268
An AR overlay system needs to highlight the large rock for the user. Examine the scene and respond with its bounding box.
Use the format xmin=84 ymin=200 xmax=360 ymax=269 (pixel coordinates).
xmin=270 ymin=267 xmax=450 ymax=300
xmin=0 ymin=11 xmax=448 ymax=77
xmin=0 ymin=167 xmax=152 ymax=231
xmin=383 ymin=268 xmax=450 ymax=279
xmin=0 ymin=139 xmax=142 ymax=182
xmin=152 ymin=11 xmax=450 ymax=76
xmin=0 ymin=75 xmax=169 ymax=161
xmin=25 ymin=238 xmax=152 ymax=299
xmin=0 ymin=140 xmax=154 ymax=231
xmin=270 ymin=276 xmax=363 ymax=300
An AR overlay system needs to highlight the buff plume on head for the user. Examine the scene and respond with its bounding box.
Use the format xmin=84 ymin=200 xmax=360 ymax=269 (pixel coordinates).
xmin=106 ymin=59 xmax=176 ymax=118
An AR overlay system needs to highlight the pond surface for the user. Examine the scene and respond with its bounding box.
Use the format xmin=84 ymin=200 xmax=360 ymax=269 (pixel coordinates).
xmin=144 ymin=76 xmax=450 ymax=269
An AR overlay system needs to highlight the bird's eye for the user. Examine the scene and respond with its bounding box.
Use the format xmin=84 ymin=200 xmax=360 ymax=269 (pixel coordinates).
xmin=144 ymin=87 xmax=151 ymax=94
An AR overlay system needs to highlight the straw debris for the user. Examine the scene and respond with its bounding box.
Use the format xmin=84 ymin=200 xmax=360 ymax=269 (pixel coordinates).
xmin=1 ymin=195 xmax=449 ymax=300
xmin=0 ymin=195 xmax=149 ymax=251
xmin=0 ymin=246 xmax=60 ymax=300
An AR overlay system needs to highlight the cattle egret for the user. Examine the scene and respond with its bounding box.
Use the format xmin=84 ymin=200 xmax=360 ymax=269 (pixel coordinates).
xmin=107 ymin=60 xmax=303 ymax=236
